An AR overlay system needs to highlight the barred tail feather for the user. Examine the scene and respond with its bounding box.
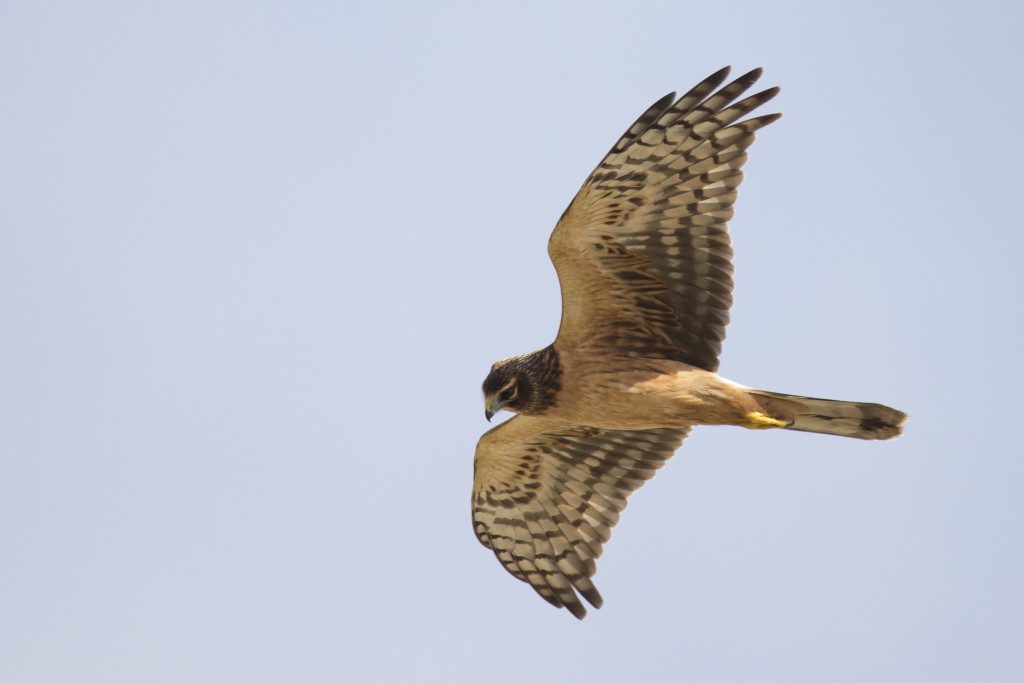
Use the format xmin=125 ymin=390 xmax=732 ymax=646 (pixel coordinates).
xmin=751 ymin=390 xmax=907 ymax=440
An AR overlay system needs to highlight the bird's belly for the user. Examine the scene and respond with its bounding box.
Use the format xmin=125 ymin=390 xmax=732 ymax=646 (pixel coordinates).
xmin=552 ymin=359 xmax=756 ymax=430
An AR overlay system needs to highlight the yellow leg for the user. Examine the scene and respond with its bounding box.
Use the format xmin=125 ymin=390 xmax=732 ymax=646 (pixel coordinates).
xmin=744 ymin=411 xmax=792 ymax=430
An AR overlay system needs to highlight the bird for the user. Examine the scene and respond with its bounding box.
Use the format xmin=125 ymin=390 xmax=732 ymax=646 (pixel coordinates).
xmin=472 ymin=66 xmax=907 ymax=619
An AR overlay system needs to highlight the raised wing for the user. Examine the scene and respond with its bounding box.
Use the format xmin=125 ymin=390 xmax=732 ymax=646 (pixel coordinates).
xmin=549 ymin=66 xmax=780 ymax=371
xmin=472 ymin=416 xmax=689 ymax=618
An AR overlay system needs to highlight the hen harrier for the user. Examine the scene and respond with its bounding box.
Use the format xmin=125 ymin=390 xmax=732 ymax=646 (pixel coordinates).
xmin=473 ymin=67 xmax=906 ymax=619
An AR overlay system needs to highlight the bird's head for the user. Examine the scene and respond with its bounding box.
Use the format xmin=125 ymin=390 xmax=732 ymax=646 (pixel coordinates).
xmin=482 ymin=359 xmax=529 ymax=421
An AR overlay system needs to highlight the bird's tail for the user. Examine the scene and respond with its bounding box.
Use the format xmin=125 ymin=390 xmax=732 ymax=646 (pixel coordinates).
xmin=749 ymin=390 xmax=907 ymax=440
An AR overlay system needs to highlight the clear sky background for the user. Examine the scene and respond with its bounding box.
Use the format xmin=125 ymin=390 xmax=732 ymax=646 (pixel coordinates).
xmin=2 ymin=1 xmax=1022 ymax=681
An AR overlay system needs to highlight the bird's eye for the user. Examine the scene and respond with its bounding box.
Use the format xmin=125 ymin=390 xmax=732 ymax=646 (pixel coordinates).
xmin=498 ymin=387 xmax=515 ymax=402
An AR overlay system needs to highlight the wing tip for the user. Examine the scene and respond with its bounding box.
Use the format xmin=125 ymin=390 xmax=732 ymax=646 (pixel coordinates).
xmin=566 ymin=600 xmax=588 ymax=619
xmin=739 ymin=66 xmax=764 ymax=84
xmin=565 ymin=591 xmax=602 ymax=620
xmin=700 ymin=65 xmax=733 ymax=94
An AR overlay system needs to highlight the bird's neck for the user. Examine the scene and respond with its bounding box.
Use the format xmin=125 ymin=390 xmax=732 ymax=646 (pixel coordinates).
xmin=518 ymin=345 xmax=562 ymax=415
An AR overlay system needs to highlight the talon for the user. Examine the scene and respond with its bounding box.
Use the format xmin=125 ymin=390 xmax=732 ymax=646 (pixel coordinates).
xmin=745 ymin=411 xmax=791 ymax=429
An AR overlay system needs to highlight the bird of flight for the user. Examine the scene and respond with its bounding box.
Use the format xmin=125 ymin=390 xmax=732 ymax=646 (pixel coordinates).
xmin=473 ymin=67 xmax=906 ymax=619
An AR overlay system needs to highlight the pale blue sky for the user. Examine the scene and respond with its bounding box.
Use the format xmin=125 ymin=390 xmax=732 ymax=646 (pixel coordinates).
xmin=2 ymin=1 xmax=1022 ymax=681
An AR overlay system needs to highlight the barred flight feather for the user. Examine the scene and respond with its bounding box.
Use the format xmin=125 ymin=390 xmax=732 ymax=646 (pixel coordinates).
xmin=550 ymin=67 xmax=781 ymax=372
xmin=473 ymin=416 xmax=689 ymax=619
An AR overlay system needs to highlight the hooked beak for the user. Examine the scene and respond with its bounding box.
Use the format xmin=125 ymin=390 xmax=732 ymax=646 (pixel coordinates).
xmin=484 ymin=397 xmax=497 ymax=422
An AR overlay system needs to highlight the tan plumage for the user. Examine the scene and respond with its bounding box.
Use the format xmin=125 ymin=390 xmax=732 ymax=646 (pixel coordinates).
xmin=473 ymin=418 xmax=689 ymax=619
xmin=474 ymin=67 xmax=906 ymax=619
